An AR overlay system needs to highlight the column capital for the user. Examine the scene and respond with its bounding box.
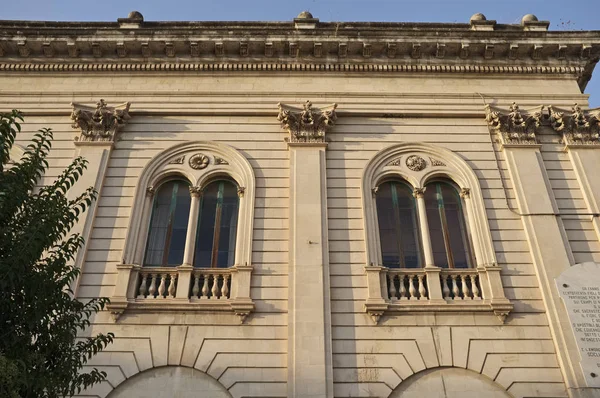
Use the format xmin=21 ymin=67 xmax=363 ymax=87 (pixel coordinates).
xmin=277 ymin=100 xmax=337 ymax=145
xmin=548 ymin=103 xmax=600 ymax=148
xmin=485 ymin=102 xmax=543 ymax=148
xmin=71 ymin=99 xmax=131 ymax=143
xmin=413 ymin=187 xmax=426 ymax=198
xmin=189 ymin=186 xmax=202 ymax=197
xmin=460 ymin=187 xmax=471 ymax=199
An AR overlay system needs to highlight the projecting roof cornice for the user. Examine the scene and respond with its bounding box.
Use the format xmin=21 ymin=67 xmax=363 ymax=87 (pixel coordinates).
xmin=0 ymin=12 xmax=598 ymax=90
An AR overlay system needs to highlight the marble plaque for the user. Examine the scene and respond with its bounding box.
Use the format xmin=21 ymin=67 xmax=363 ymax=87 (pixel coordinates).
xmin=556 ymin=262 xmax=600 ymax=387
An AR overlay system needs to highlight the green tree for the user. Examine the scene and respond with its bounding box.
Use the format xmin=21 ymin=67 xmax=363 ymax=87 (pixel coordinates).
xmin=0 ymin=111 xmax=114 ymax=398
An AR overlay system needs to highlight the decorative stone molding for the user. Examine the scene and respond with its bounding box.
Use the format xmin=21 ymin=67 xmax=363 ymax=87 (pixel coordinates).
xmin=70 ymin=99 xmax=131 ymax=142
xmin=214 ymin=156 xmax=229 ymax=165
xmin=168 ymin=155 xmax=185 ymax=165
xmin=277 ymin=100 xmax=337 ymax=143
xmin=430 ymin=157 xmax=446 ymax=167
xmin=548 ymin=103 xmax=600 ymax=146
xmin=361 ymin=143 xmax=512 ymax=323
xmin=485 ymin=102 xmax=543 ymax=147
xmin=111 ymin=141 xmax=256 ymax=322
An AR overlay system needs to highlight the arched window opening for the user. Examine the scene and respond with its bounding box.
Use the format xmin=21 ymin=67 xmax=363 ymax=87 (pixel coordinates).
xmin=376 ymin=181 xmax=422 ymax=268
xmin=143 ymin=180 xmax=191 ymax=266
xmin=424 ymin=180 xmax=472 ymax=268
xmin=194 ymin=180 xmax=240 ymax=268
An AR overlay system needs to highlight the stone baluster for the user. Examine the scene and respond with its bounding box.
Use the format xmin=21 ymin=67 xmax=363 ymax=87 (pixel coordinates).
xmin=211 ymin=274 xmax=220 ymax=299
xmin=461 ymin=274 xmax=471 ymax=300
xmin=399 ymin=275 xmax=407 ymax=300
xmin=157 ymin=274 xmax=167 ymax=298
xmin=451 ymin=275 xmax=460 ymax=300
xmin=418 ymin=274 xmax=427 ymax=300
xmin=192 ymin=274 xmax=200 ymax=298
xmin=148 ymin=274 xmax=157 ymax=299
xmin=222 ymin=274 xmax=230 ymax=299
xmin=168 ymin=274 xmax=177 ymax=298
xmin=441 ymin=275 xmax=450 ymax=298
xmin=137 ymin=274 xmax=148 ymax=298
xmin=388 ymin=274 xmax=397 ymax=301
xmin=472 ymin=275 xmax=481 ymax=299
xmin=408 ymin=275 xmax=417 ymax=300
xmin=201 ymin=275 xmax=209 ymax=299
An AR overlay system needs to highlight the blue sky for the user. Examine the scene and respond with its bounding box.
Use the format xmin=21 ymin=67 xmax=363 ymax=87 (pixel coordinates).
xmin=1 ymin=0 xmax=598 ymax=106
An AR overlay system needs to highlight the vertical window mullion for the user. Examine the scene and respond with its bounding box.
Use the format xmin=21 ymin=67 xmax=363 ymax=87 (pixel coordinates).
xmin=436 ymin=183 xmax=455 ymax=269
xmin=410 ymin=192 xmax=423 ymax=267
xmin=457 ymin=193 xmax=474 ymax=268
xmin=210 ymin=182 xmax=225 ymax=268
xmin=191 ymin=192 xmax=204 ymax=267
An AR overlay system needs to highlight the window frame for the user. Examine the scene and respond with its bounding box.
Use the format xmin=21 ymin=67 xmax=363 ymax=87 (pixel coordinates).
xmin=362 ymin=143 xmax=513 ymax=324
xmin=108 ymin=142 xmax=256 ymax=322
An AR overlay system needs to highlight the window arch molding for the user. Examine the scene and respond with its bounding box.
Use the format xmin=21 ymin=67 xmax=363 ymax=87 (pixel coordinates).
xmin=110 ymin=141 xmax=255 ymax=322
xmin=123 ymin=141 xmax=255 ymax=268
xmin=361 ymin=142 xmax=512 ymax=324
xmin=363 ymin=142 xmax=493 ymax=269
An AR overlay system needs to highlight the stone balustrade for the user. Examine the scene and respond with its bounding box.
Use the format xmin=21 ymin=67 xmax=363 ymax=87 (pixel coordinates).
xmin=387 ymin=269 xmax=428 ymax=301
xmin=136 ymin=267 xmax=178 ymax=299
xmin=440 ymin=269 xmax=482 ymax=301
xmin=190 ymin=269 xmax=231 ymax=300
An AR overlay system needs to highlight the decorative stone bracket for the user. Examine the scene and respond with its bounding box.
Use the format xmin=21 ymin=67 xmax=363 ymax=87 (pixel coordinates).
xmin=71 ymin=99 xmax=131 ymax=142
xmin=277 ymin=100 xmax=337 ymax=143
xmin=485 ymin=102 xmax=543 ymax=147
xmin=548 ymin=103 xmax=600 ymax=146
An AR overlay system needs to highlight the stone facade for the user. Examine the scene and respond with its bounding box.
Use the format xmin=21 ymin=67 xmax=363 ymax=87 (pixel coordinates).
xmin=2 ymin=10 xmax=600 ymax=398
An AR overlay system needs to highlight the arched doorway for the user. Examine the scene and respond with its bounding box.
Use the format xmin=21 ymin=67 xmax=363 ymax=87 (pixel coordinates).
xmin=107 ymin=366 xmax=232 ymax=398
xmin=390 ymin=367 xmax=511 ymax=398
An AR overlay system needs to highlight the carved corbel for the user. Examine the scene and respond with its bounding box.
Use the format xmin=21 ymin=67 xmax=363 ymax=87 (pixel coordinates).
xmin=548 ymin=103 xmax=600 ymax=147
xmin=277 ymin=100 xmax=337 ymax=143
xmin=485 ymin=102 xmax=543 ymax=147
xmin=71 ymin=99 xmax=131 ymax=142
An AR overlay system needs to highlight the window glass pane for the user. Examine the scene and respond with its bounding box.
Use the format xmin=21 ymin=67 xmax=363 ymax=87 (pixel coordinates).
xmin=144 ymin=180 xmax=191 ymax=266
xmin=376 ymin=181 xmax=421 ymax=268
xmin=425 ymin=185 xmax=449 ymax=268
xmin=194 ymin=180 xmax=239 ymax=268
xmin=440 ymin=183 xmax=471 ymax=268
xmin=425 ymin=181 xmax=472 ymax=268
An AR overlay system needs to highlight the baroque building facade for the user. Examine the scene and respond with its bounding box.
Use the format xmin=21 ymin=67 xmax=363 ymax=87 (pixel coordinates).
xmin=2 ymin=10 xmax=600 ymax=398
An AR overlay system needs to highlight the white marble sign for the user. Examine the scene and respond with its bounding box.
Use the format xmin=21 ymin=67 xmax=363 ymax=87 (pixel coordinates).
xmin=556 ymin=262 xmax=600 ymax=387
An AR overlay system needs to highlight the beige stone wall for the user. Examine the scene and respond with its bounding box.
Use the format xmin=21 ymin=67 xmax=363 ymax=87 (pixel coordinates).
xmin=0 ymin=72 xmax=595 ymax=397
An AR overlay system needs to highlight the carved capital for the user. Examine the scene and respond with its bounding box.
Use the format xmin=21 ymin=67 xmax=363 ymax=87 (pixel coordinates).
xmin=237 ymin=186 xmax=246 ymax=198
xmin=189 ymin=186 xmax=202 ymax=197
xmin=460 ymin=187 xmax=471 ymax=199
xmin=71 ymin=99 xmax=131 ymax=142
xmin=277 ymin=100 xmax=337 ymax=143
xmin=485 ymin=102 xmax=543 ymax=147
xmin=413 ymin=187 xmax=426 ymax=199
xmin=548 ymin=103 xmax=600 ymax=147
xmin=146 ymin=186 xmax=155 ymax=197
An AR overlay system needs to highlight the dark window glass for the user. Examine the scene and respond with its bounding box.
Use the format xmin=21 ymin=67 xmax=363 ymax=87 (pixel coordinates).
xmin=144 ymin=180 xmax=191 ymax=266
xmin=424 ymin=181 xmax=472 ymax=268
xmin=194 ymin=180 xmax=239 ymax=268
xmin=376 ymin=181 xmax=421 ymax=268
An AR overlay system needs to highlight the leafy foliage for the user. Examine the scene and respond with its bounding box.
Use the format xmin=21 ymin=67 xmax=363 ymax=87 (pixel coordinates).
xmin=0 ymin=111 xmax=114 ymax=398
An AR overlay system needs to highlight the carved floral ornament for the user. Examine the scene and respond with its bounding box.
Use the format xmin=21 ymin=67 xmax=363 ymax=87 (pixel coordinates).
xmin=386 ymin=155 xmax=445 ymax=169
xmin=277 ymin=100 xmax=337 ymax=143
xmin=70 ymin=99 xmax=131 ymax=142
xmin=484 ymin=102 xmax=600 ymax=147
xmin=548 ymin=103 xmax=600 ymax=146
xmin=484 ymin=102 xmax=542 ymax=146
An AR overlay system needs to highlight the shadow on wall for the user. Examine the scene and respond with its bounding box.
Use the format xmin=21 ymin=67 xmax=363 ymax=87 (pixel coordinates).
xmin=389 ymin=367 xmax=511 ymax=398
xmin=106 ymin=366 xmax=233 ymax=398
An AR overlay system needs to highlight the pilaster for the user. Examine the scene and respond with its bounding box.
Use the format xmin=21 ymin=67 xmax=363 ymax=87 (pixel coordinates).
xmin=279 ymin=101 xmax=336 ymax=398
xmin=486 ymin=102 xmax=593 ymax=397
xmin=69 ymin=99 xmax=132 ymax=297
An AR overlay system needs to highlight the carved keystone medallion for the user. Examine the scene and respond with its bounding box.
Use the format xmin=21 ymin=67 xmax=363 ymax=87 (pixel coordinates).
xmin=189 ymin=153 xmax=210 ymax=169
xmin=405 ymin=155 xmax=426 ymax=171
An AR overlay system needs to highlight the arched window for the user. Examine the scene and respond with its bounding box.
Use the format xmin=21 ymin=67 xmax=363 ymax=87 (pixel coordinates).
xmin=376 ymin=181 xmax=421 ymax=268
xmin=194 ymin=180 xmax=240 ymax=268
xmin=424 ymin=180 xmax=473 ymax=268
xmin=143 ymin=180 xmax=191 ymax=266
